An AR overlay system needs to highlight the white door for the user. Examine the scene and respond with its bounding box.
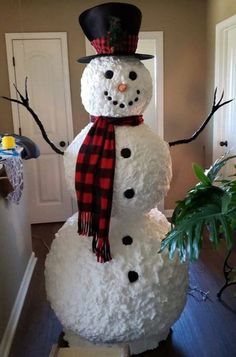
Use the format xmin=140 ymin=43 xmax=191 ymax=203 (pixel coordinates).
xmin=214 ymin=16 xmax=236 ymax=177
xmin=5 ymin=33 xmax=74 ymax=223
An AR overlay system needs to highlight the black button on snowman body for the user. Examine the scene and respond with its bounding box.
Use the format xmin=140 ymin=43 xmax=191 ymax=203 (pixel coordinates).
xmin=122 ymin=235 xmax=133 ymax=245
xmin=128 ymin=270 xmax=139 ymax=283
xmin=121 ymin=145 xmax=136 ymax=282
xmin=124 ymin=188 xmax=135 ymax=199
xmin=121 ymin=148 xmax=131 ymax=158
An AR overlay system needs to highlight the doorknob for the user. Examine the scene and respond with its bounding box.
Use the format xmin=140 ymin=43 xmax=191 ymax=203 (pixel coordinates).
xmin=59 ymin=141 xmax=66 ymax=147
xmin=219 ymin=140 xmax=228 ymax=147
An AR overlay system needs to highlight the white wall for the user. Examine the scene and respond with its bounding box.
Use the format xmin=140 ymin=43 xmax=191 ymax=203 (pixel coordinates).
xmin=0 ymin=163 xmax=32 ymax=341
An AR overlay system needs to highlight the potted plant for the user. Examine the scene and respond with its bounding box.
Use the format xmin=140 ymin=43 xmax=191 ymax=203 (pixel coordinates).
xmin=160 ymin=155 xmax=236 ymax=297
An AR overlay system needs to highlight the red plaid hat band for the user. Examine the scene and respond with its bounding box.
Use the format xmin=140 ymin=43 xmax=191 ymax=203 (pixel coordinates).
xmin=91 ymin=35 xmax=138 ymax=55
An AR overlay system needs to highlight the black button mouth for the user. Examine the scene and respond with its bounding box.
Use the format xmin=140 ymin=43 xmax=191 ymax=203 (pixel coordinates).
xmin=104 ymin=90 xmax=140 ymax=108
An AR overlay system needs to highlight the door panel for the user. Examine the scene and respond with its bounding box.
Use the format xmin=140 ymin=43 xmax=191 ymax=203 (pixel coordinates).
xmin=6 ymin=33 xmax=74 ymax=223
xmin=214 ymin=17 xmax=236 ymax=178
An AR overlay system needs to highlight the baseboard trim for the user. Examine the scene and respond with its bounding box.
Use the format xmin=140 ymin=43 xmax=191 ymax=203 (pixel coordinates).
xmin=0 ymin=252 xmax=37 ymax=357
xmin=164 ymin=209 xmax=174 ymax=218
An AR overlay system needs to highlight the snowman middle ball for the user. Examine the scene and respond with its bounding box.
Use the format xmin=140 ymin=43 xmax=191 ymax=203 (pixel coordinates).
xmin=81 ymin=56 xmax=152 ymax=117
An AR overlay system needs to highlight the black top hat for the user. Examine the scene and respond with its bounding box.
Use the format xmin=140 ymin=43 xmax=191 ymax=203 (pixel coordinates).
xmin=78 ymin=2 xmax=154 ymax=63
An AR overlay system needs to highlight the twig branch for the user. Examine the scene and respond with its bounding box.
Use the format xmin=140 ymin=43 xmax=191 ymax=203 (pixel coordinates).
xmin=1 ymin=77 xmax=64 ymax=155
xmin=169 ymin=88 xmax=233 ymax=147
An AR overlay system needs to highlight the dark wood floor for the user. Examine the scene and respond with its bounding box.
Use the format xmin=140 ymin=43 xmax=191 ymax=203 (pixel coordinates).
xmin=9 ymin=223 xmax=236 ymax=357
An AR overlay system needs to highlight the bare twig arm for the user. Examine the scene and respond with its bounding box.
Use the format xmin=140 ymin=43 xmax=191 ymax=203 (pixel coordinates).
xmin=1 ymin=78 xmax=64 ymax=155
xmin=169 ymin=89 xmax=233 ymax=147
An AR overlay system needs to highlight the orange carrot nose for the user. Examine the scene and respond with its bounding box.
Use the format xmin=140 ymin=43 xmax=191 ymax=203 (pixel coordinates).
xmin=118 ymin=83 xmax=128 ymax=92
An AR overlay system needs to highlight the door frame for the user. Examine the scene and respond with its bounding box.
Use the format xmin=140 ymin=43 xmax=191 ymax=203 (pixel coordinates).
xmin=137 ymin=31 xmax=164 ymax=138
xmin=5 ymin=32 xmax=74 ymax=143
xmin=213 ymin=15 xmax=236 ymax=162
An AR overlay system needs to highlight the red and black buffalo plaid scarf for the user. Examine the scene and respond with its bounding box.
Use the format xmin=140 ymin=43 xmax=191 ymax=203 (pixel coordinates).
xmin=75 ymin=115 xmax=143 ymax=263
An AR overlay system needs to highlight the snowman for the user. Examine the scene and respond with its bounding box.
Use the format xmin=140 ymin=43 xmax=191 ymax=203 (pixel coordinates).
xmin=45 ymin=3 xmax=188 ymax=354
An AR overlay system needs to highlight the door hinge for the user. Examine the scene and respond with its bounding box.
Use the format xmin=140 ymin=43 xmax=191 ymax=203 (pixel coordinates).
xmin=19 ymin=127 xmax=22 ymax=135
xmin=12 ymin=56 xmax=15 ymax=67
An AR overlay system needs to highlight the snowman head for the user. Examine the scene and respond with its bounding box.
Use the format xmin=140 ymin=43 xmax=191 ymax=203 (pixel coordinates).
xmin=81 ymin=56 xmax=152 ymax=117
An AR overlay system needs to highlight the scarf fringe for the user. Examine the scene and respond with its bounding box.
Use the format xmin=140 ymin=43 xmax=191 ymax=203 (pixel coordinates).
xmin=78 ymin=211 xmax=97 ymax=236
xmin=92 ymin=236 xmax=112 ymax=263
xmin=78 ymin=211 xmax=112 ymax=262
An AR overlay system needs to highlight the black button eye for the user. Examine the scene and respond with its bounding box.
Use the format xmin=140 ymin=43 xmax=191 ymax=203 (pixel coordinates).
xmin=104 ymin=70 xmax=114 ymax=79
xmin=129 ymin=71 xmax=137 ymax=80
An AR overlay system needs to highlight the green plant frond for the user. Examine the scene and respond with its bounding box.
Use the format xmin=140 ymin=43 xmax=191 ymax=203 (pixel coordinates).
xmin=172 ymin=186 xmax=224 ymax=225
xmin=160 ymin=155 xmax=236 ymax=262
xmin=192 ymin=163 xmax=211 ymax=185
xmin=227 ymin=213 xmax=236 ymax=230
xmin=160 ymin=197 xmax=234 ymax=262
xmin=193 ymin=223 xmax=204 ymax=259
xmin=221 ymin=192 xmax=232 ymax=213
xmin=219 ymin=216 xmax=233 ymax=249
xmin=169 ymin=236 xmax=177 ymax=260
xmin=206 ymin=154 xmax=236 ymax=182
xmin=160 ymin=229 xmax=181 ymax=257
xmin=207 ymin=218 xmax=220 ymax=249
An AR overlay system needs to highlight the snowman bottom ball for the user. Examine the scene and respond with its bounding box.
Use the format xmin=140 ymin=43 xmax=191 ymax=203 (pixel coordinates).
xmin=45 ymin=209 xmax=188 ymax=354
